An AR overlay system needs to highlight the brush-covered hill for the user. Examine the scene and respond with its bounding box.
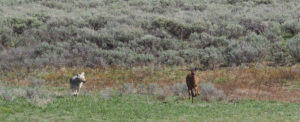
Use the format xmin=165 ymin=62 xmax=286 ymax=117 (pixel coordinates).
xmin=0 ymin=0 xmax=299 ymax=69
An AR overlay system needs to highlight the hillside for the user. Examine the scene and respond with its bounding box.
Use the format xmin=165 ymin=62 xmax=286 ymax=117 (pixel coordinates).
xmin=0 ymin=0 xmax=299 ymax=69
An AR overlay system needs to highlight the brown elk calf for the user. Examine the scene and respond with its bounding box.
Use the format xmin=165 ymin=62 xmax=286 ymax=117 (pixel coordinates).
xmin=186 ymin=70 xmax=200 ymax=103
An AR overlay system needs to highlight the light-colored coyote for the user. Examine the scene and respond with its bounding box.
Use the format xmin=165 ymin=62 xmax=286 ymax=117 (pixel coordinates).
xmin=70 ymin=72 xmax=87 ymax=96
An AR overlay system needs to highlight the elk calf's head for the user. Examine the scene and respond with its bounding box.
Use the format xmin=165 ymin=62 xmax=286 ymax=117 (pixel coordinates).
xmin=191 ymin=70 xmax=195 ymax=76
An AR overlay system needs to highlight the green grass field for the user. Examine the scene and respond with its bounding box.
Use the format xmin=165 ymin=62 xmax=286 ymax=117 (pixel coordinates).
xmin=1 ymin=93 xmax=300 ymax=122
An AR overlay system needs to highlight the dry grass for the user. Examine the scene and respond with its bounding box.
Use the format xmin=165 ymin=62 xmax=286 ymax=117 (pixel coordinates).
xmin=1 ymin=64 xmax=300 ymax=102
xmin=39 ymin=67 xmax=187 ymax=90
xmin=198 ymin=65 xmax=300 ymax=102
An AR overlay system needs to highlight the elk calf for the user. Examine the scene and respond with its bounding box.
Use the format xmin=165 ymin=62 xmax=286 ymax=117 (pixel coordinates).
xmin=70 ymin=72 xmax=87 ymax=96
xmin=186 ymin=70 xmax=200 ymax=103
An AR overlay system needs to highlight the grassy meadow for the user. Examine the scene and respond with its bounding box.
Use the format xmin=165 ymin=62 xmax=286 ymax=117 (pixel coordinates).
xmin=1 ymin=65 xmax=300 ymax=121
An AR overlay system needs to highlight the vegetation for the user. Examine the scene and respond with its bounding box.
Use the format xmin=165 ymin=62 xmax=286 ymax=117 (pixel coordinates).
xmin=1 ymin=65 xmax=300 ymax=102
xmin=1 ymin=0 xmax=300 ymax=121
xmin=0 ymin=0 xmax=300 ymax=69
xmin=1 ymin=87 xmax=300 ymax=121
xmin=0 ymin=64 xmax=300 ymax=121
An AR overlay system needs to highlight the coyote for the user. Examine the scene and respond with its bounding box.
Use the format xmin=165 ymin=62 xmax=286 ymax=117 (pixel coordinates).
xmin=70 ymin=72 xmax=87 ymax=96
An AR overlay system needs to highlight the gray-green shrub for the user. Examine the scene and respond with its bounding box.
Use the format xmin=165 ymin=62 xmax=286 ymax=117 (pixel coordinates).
xmin=199 ymin=83 xmax=226 ymax=101
xmin=281 ymin=20 xmax=300 ymax=36
xmin=226 ymin=33 xmax=269 ymax=64
xmin=119 ymin=83 xmax=134 ymax=95
xmin=200 ymin=47 xmax=225 ymax=69
xmin=270 ymin=41 xmax=290 ymax=63
xmin=287 ymin=34 xmax=300 ymax=61
xmin=173 ymin=82 xmax=188 ymax=96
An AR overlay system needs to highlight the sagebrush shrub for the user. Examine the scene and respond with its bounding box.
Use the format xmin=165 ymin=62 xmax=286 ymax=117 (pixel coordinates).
xmin=226 ymin=41 xmax=260 ymax=65
xmin=96 ymin=33 xmax=117 ymax=49
xmin=76 ymin=1 xmax=102 ymax=8
xmin=199 ymin=33 xmax=215 ymax=48
xmin=191 ymin=21 xmax=211 ymax=34
xmin=100 ymin=87 xmax=115 ymax=100
xmin=147 ymin=83 xmax=161 ymax=95
xmin=28 ymin=76 xmax=45 ymax=88
xmin=270 ymin=41 xmax=289 ymax=63
xmin=173 ymin=82 xmax=188 ymax=96
xmin=213 ymin=22 xmax=245 ymax=39
xmin=133 ymin=54 xmax=155 ymax=66
xmin=136 ymin=84 xmax=147 ymax=94
xmin=29 ymin=13 xmax=51 ymax=23
xmin=199 ymin=83 xmax=226 ymax=101
xmin=254 ymin=0 xmax=274 ymax=4
xmin=149 ymin=28 xmax=172 ymax=39
xmin=161 ymin=39 xmax=183 ymax=50
xmin=263 ymin=22 xmax=282 ymax=42
xmin=0 ymin=26 xmax=15 ymax=47
xmin=281 ymin=20 xmax=300 ymax=36
xmin=6 ymin=17 xmax=43 ymax=34
xmin=200 ymin=47 xmax=225 ymax=69
xmin=26 ymin=88 xmax=36 ymax=99
xmin=245 ymin=32 xmax=269 ymax=52
xmin=0 ymin=87 xmax=15 ymax=101
xmin=159 ymin=0 xmax=176 ymax=8
xmin=34 ymin=42 xmax=64 ymax=57
xmin=287 ymin=34 xmax=300 ymax=61
xmin=158 ymin=50 xmax=185 ymax=66
xmin=193 ymin=4 xmax=207 ymax=11
xmin=227 ymin=0 xmax=245 ymax=4
xmin=119 ymin=83 xmax=134 ymax=94
xmin=226 ymin=33 xmax=269 ymax=65
xmin=188 ymin=32 xmax=200 ymax=41
xmin=239 ymin=18 xmax=266 ymax=35
xmin=104 ymin=25 xmax=144 ymax=44
xmin=86 ymin=15 xmax=108 ymax=30
xmin=138 ymin=35 xmax=161 ymax=50
xmin=225 ymin=23 xmax=245 ymax=39
xmin=0 ymin=47 xmax=32 ymax=69
xmin=152 ymin=18 xmax=191 ymax=39
xmin=179 ymin=48 xmax=202 ymax=64
xmin=41 ymin=1 xmax=65 ymax=9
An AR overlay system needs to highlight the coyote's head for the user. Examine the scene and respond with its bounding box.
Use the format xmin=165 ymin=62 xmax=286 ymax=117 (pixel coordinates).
xmin=77 ymin=72 xmax=87 ymax=83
